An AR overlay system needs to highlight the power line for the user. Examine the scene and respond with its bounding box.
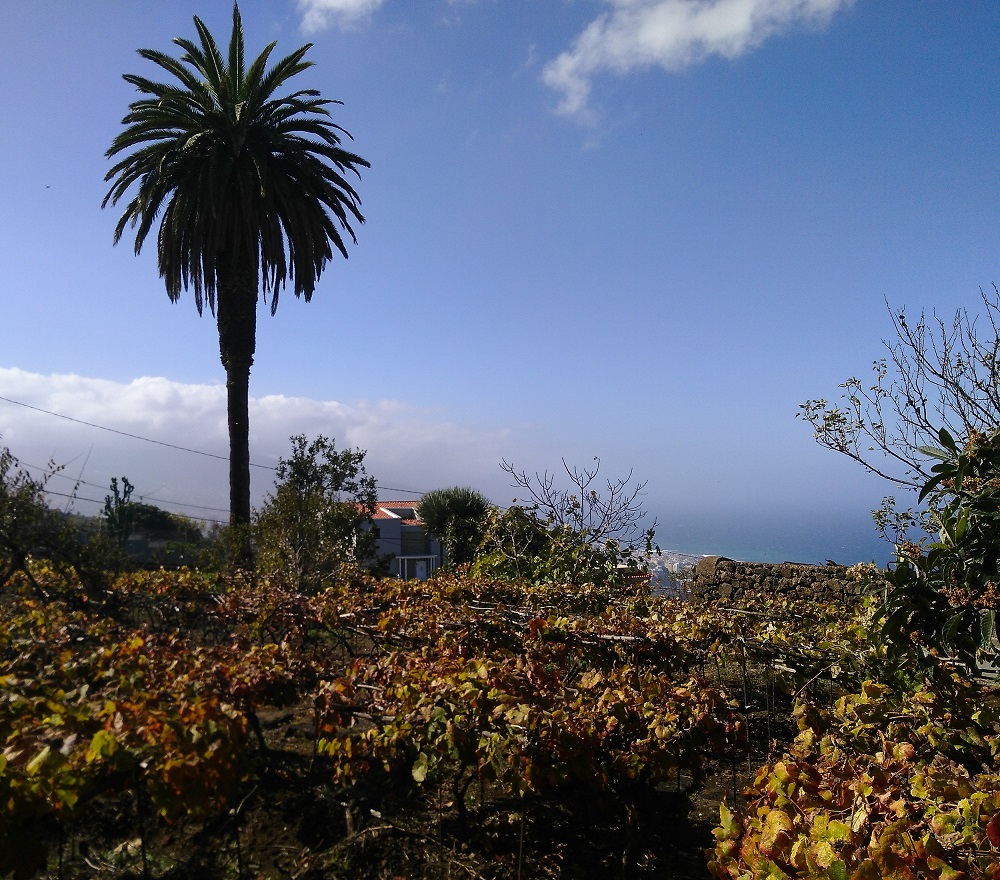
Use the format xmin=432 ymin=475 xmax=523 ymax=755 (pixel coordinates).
xmin=14 ymin=455 xmax=231 ymax=513
xmin=0 ymin=394 xmax=276 ymax=470
xmin=40 ymin=487 xmax=229 ymax=526
xmin=12 ymin=455 xmax=231 ymax=520
xmin=0 ymin=393 xmax=427 ymax=498
xmin=20 ymin=450 xmax=422 ymax=504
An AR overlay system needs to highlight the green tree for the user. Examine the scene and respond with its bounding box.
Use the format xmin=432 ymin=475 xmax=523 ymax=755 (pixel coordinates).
xmin=799 ymin=287 xmax=1000 ymax=549
xmin=417 ymin=486 xmax=490 ymax=567
xmin=254 ymin=435 xmax=381 ymax=588
xmin=102 ymin=480 xmax=207 ymax=566
xmin=0 ymin=443 xmax=121 ymax=600
xmin=103 ymin=476 xmax=137 ymax=546
xmin=103 ymin=5 xmax=369 ymax=553
xmin=871 ymin=427 xmax=1000 ymax=678
xmin=798 ymin=290 xmax=1000 ymax=674
xmin=0 ymin=445 xmax=67 ymax=595
xmin=129 ymin=504 xmax=205 ymax=544
xmin=472 ymin=505 xmax=651 ymax=587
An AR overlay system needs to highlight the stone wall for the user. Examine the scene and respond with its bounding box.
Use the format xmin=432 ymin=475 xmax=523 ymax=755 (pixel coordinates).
xmin=688 ymin=556 xmax=863 ymax=604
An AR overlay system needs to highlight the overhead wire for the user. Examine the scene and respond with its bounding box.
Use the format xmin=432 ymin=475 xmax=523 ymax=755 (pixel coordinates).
xmin=0 ymin=393 xmax=427 ymax=517
xmin=0 ymin=394 xmax=275 ymax=470
xmin=15 ymin=458 xmax=232 ymax=517
xmin=39 ymin=486 xmax=229 ymax=527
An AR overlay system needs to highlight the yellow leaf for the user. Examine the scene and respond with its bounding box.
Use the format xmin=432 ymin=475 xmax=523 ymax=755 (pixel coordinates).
xmin=26 ymin=746 xmax=51 ymax=776
xmin=811 ymin=839 xmax=836 ymax=870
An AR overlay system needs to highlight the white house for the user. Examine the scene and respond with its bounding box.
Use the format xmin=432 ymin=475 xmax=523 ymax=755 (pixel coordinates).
xmin=365 ymin=501 xmax=442 ymax=580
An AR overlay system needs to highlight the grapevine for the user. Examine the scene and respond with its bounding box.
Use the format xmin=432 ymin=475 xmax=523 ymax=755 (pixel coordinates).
xmin=2 ymin=554 xmax=972 ymax=878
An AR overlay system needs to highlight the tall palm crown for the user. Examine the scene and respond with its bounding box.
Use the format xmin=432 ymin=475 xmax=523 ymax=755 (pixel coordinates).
xmin=103 ymin=4 xmax=368 ymax=543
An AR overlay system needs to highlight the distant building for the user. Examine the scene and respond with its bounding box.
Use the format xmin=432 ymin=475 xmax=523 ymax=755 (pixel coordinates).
xmin=364 ymin=501 xmax=442 ymax=580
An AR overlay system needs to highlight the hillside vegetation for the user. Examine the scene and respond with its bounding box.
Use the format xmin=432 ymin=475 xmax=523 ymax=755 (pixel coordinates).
xmin=5 ymin=417 xmax=1000 ymax=878
xmin=2 ymin=556 xmax=998 ymax=879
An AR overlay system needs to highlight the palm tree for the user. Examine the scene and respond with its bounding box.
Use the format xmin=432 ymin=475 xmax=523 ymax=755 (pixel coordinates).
xmin=103 ymin=4 xmax=369 ymax=555
xmin=418 ymin=487 xmax=491 ymax=567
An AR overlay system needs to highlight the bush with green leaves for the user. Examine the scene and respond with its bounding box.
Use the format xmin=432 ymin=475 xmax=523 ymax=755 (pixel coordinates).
xmin=0 ymin=445 xmax=68 ymax=594
xmin=469 ymin=457 xmax=656 ymax=587
xmin=470 ymin=505 xmax=649 ymax=587
xmin=865 ymin=427 xmax=1000 ymax=678
xmin=254 ymin=435 xmax=384 ymax=588
xmin=0 ymin=444 xmax=126 ymax=600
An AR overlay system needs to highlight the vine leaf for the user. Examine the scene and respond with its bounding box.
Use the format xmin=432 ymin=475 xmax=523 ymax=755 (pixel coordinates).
xmin=987 ymin=813 xmax=1000 ymax=848
xmin=411 ymin=752 xmax=429 ymax=783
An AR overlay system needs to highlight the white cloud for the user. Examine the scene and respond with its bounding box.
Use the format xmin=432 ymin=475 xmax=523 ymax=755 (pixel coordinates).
xmin=543 ymin=0 xmax=854 ymax=120
xmin=297 ymin=0 xmax=386 ymax=32
xmin=0 ymin=368 xmax=514 ymax=520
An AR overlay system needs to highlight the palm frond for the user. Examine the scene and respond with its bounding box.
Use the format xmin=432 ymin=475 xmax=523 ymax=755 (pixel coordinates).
xmin=104 ymin=4 xmax=368 ymax=316
xmin=227 ymin=3 xmax=245 ymax=101
xmin=133 ymin=50 xmax=212 ymax=101
xmin=190 ymin=16 xmax=228 ymax=94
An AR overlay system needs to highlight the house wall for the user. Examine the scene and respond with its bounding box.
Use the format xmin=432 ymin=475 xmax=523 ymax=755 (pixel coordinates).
xmin=371 ymin=519 xmax=402 ymax=558
xmin=360 ymin=515 xmax=442 ymax=578
xmin=401 ymin=526 xmax=430 ymax=556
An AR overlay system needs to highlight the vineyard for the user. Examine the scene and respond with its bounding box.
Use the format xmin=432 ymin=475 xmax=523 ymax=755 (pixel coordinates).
xmin=1 ymin=562 xmax=999 ymax=879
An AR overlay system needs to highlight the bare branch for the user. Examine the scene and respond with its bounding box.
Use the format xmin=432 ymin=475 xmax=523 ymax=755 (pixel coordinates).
xmin=799 ymin=285 xmax=1000 ymax=492
xmin=499 ymin=456 xmax=656 ymax=549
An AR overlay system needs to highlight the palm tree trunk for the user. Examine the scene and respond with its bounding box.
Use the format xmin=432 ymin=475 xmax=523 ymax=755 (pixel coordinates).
xmin=217 ymin=267 xmax=257 ymax=564
xmin=225 ymin=357 xmax=252 ymax=523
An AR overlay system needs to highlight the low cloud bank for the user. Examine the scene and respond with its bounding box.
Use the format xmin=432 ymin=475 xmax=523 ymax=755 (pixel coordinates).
xmin=0 ymin=368 xmax=512 ymax=521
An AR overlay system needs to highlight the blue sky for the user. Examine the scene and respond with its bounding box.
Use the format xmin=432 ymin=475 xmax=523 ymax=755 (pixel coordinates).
xmin=0 ymin=0 xmax=996 ymax=564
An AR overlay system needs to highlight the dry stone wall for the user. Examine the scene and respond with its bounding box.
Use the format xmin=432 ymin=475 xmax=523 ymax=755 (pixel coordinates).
xmin=688 ymin=556 xmax=863 ymax=604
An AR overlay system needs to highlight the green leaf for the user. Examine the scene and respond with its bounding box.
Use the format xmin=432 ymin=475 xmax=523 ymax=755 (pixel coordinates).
xmin=714 ymin=801 xmax=742 ymax=840
xmin=826 ymin=819 xmax=852 ymax=841
xmin=86 ymin=729 xmax=118 ymax=762
xmin=26 ymin=746 xmax=52 ymax=776
xmin=826 ymin=859 xmax=849 ymax=880
xmin=411 ymin=752 xmax=429 ymax=783
xmin=918 ymin=444 xmax=952 ymax=462
xmin=979 ymin=610 xmax=996 ymax=653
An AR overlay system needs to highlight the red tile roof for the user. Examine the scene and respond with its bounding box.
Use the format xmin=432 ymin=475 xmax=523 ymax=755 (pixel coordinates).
xmin=371 ymin=502 xmax=423 ymax=523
